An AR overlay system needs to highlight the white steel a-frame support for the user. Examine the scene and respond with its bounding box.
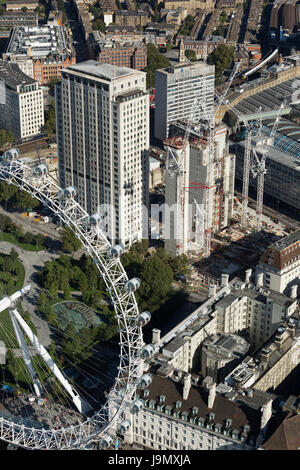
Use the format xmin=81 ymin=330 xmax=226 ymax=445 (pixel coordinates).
xmin=9 ymin=309 xmax=42 ymax=398
xmin=10 ymin=308 xmax=92 ymax=415
xmin=0 ymin=285 xmax=91 ymax=415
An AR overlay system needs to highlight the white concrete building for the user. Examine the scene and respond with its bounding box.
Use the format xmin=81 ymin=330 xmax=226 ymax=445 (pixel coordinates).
xmin=225 ymin=323 xmax=300 ymax=392
xmin=55 ymin=61 xmax=149 ymax=248
xmin=164 ymin=136 xmax=190 ymax=256
xmin=153 ymin=271 xmax=298 ymax=373
xmin=154 ymin=62 xmax=215 ymax=142
xmin=117 ymin=368 xmax=273 ymax=450
xmin=0 ymin=61 xmax=43 ymax=140
xmin=256 ymin=230 xmax=300 ymax=295
xmin=169 ymin=121 xmax=236 ymax=239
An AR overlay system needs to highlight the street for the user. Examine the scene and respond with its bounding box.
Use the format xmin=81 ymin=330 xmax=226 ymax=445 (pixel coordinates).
xmin=0 ymin=241 xmax=60 ymax=346
xmin=0 ymin=205 xmax=62 ymax=242
xmin=65 ymin=1 xmax=91 ymax=63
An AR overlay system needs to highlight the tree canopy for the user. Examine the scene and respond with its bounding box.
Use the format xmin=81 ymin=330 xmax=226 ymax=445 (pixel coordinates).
xmin=61 ymin=226 xmax=82 ymax=253
xmin=185 ymin=49 xmax=197 ymax=62
xmin=207 ymin=44 xmax=235 ymax=84
xmin=178 ymin=15 xmax=195 ymax=36
xmin=44 ymin=100 xmax=56 ymax=135
xmin=0 ymin=182 xmax=39 ymax=211
xmin=0 ymin=129 xmax=14 ymax=148
xmin=144 ymin=43 xmax=170 ymax=88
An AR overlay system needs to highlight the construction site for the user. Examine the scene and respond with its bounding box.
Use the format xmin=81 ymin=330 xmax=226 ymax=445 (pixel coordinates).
xmin=152 ymin=58 xmax=300 ymax=295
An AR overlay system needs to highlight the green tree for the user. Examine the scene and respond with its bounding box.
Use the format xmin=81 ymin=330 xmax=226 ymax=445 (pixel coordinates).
xmin=0 ymin=181 xmax=18 ymax=209
xmin=44 ymin=100 xmax=56 ymax=135
xmin=82 ymin=289 xmax=93 ymax=305
xmin=207 ymin=44 xmax=235 ymax=84
xmin=49 ymin=282 xmax=58 ymax=300
xmin=61 ymin=226 xmax=82 ymax=253
xmin=169 ymin=254 xmax=189 ymax=276
xmin=185 ymin=49 xmax=197 ymax=62
xmin=63 ymin=283 xmax=71 ymax=299
xmin=14 ymin=190 xmax=39 ymax=211
xmin=178 ymin=15 xmax=194 ymax=36
xmin=132 ymin=239 xmax=149 ymax=256
xmin=6 ymin=349 xmax=21 ymax=378
xmin=9 ymin=248 xmax=18 ymax=264
xmin=93 ymin=18 xmax=106 ymax=32
xmin=37 ymin=290 xmax=48 ymax=311
xmin=144 ymin=43 xmax=170 ymax=88
xmin=49 ymin=77 xmax=60 ymax=88
xmin=46 ymin=308 xmax=59 ymax=327
xmin=138 ymin=255 xmax=173 ymax=311
xmin=121 ymin=250 xmax=143 ymax=278
xmin=0 ymin=129 xmax=14 ymax=147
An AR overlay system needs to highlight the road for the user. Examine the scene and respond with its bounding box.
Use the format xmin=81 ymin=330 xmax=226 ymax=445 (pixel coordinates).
xmin=0 ymin=206 xmax=62 ymax=242
xmin=0 ymin=241 xmax=60 ymax=346
xmin=161 ymin=48 xmax=179 ymax=64
xmin=65 ymin=1 xmax=91 ymax=63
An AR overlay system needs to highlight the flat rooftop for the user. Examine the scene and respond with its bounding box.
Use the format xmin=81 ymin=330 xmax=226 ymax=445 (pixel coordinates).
xmin=0 ymin=60 xmax=36 ymax=88
xmin=267 ymin=230 xmax=300 ymax=252
xmin=158 ymin=61 xmax=214 ymax=77
xmin=66 ymin=60 xmax=139 ymax=81
xmin=235 ymin=136 xmax=300 ymax=169
xmin=5 ymin=24 xmax=71 ymax=58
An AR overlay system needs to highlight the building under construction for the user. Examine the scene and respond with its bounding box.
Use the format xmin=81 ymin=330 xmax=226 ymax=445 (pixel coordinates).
xmin=164 ymin=122 xmax=236 ymax=256
xmin=164 ymin=136 xmax=190 ymax=256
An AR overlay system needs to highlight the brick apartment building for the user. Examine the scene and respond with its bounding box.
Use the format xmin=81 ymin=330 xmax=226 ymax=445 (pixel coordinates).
xmin=97 ymin=42 xmax=147 ymax=70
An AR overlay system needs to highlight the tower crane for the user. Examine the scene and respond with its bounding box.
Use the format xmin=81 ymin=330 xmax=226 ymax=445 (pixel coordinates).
xmin=165 ymin=63 xmax=242 ymax=256
xmin=213 ymin=89 xmax=262 ymax=226
xmin=251 ymin=102 xmax=285 ymax=231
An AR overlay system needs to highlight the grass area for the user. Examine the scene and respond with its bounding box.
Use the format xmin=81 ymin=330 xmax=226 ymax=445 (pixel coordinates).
xmin=0 ymin=254 xmax=25 ymax=347
xmin=0 ymin=231 xmax=45 ymax=251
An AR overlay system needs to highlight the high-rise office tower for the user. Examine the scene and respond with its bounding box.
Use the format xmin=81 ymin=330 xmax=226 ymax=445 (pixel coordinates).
xmin=55 ymin=60 xmax=149 ymax=248
xmin=154 ymin=62 xmax=215 ymax=142
xmin=0 ymin=61 xmax=44 ymax=140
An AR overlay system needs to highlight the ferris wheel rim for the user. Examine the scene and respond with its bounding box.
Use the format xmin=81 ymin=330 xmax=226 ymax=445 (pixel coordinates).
xmin=0 ymin=157 xmax=145 ymax=449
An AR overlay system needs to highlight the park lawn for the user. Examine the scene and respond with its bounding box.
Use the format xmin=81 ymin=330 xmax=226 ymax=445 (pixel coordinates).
xmin=0 ymin=231 xmax=45 ymax=251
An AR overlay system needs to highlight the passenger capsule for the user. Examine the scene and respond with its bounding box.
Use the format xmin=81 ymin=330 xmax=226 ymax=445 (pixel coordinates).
xmin=117 ymin=419 xmax=131 ymax=434
xmin=130 ymin=399 xmax=143 ymax=414
xmin=138 ymin=373 xmax=152 ymax=390
xmin=99 ymin=435 xmax=113 ymax=448
xmin=109 ymin=244 xmax=124 ymax=258
xmin=89 ymin=213 xmax=104 ymax=225
xmin=33 ymin=163 xmax=48 ymax=176
xmin=64 ymin=186 xmax=77 ymax=198
xmin=2 ymin=148 xmax=20 ymax=161
xmin=125 ymin=278 xmax=141 ymax=293
xmin=140 ymin=344 xmax=155 ymax=360
xmin=136 ymin=311 xmax=151 ymax=327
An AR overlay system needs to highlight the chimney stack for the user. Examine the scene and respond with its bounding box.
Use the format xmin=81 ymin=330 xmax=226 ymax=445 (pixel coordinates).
xmin=208 ymin=284 xmax=217 ymax=297
xmin=261 ymin=399 xmax=272 ymax=431
xmin=208 ymin=383 xmax=216 ymax=409
xmin=152 ymin=328 xmax=161 ymax=345
xmin=290 ymin=284 xmax=298 ymax=299
xmin=256 ymin=273 xmax=264 ymax=288
xmin=221 ymin=273 xmax=229 ymax=287
xmin=183 ymin=373 xmax=191 ymax=400
xmin=245 ymin=268 xmax=252 ymax=284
